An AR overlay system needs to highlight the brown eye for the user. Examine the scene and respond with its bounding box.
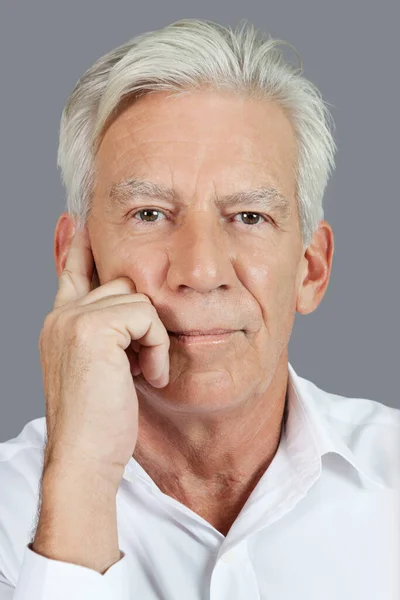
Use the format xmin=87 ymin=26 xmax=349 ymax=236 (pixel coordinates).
xmin=133 ymin=209 xmax=165 ymax=223
xmin=238 ymin=212 xmax=267 ymax=226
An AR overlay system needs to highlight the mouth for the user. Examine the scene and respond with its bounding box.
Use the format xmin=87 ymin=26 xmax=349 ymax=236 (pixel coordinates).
xmin=168 ymin=329 xmax=238 ymax=336
xmin=167 ymin=329 xmax=241 ymax=345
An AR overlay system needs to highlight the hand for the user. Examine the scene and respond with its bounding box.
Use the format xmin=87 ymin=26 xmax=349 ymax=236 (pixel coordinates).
xmin=38 ymin=223 xmax=170 ymax=490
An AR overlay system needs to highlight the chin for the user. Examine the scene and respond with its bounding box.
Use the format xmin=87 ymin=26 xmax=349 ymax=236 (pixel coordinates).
xmin=136 ymin=369 xmax=252 ymax=414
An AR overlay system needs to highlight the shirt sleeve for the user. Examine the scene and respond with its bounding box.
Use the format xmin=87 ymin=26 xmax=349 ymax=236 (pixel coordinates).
xmin=9 ymin=544 xmax=132 ymax=600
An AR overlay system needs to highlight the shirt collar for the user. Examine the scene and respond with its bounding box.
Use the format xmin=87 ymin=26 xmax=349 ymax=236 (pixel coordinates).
xmin=287 ymin=361 xmax=386 ymax=488
xmin=124 ymin=362 xmax=386 ymax=490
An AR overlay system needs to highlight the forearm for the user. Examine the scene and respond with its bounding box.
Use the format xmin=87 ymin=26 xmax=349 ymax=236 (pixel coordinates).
xmin=32 ymin=464 xmax=121 ymax=575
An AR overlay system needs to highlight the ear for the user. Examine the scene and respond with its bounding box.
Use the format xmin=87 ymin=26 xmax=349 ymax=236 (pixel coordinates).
xmin=296 ymin=220 xmax=335 ymax=315
xmin=54 ymin=212 xmax=78 ymax=277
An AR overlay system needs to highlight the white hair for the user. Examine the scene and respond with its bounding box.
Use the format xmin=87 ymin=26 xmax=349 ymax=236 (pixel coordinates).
xmin=57 ymin=18 xmax=336 ymax=249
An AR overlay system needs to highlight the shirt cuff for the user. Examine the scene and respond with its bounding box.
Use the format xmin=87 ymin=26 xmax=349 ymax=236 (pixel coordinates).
xmin=13 ymin=544 xmax=132 ymax=600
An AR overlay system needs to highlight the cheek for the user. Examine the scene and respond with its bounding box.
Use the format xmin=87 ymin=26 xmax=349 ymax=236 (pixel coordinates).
xmin=240 ymin=258 xmax=298 ymax=327
xmin=113 ymin=242 xmax=168 ymax=289
xmin=89 ymin=234 xmax=138 ymax=284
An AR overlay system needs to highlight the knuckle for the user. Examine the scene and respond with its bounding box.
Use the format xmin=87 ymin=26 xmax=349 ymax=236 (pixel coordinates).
xmin=140 ymin=297 xmax=156 ymax=310
xmin=70 ymin=311 xmax=94 ymax=338
xmin=118 ymin=276 xmax=137 ymax=293
xmin=140 ymin=301 xmax=158 ymax=318
xmin=133 ymin=292 xmax=152 ymax=304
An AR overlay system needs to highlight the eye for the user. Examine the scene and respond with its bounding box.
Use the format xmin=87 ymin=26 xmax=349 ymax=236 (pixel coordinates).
xmin=132 ymin=209 xmax=166 ymax=223
xmin=130 ymin=209 xmax=271 ymax=227
xmin=233 ymin=212 xmax=270 ymax=226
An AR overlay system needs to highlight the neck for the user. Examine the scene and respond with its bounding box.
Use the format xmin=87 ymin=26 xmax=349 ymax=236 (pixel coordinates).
xmin=132 ymin=362 xmax=289 ymax=532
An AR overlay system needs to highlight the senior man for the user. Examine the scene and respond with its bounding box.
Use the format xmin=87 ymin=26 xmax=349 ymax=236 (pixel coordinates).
xmin=0 ymin=17 xmax=399 ymax=600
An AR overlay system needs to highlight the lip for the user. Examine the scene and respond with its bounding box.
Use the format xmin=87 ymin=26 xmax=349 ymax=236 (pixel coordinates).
xmin=168 ymin=329 xmax=237 ymax=336
xmin=168 ymin=330 xmax=239 ymax=344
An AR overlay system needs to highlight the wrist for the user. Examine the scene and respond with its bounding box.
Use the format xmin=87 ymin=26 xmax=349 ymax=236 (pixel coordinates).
xmin=43 ymin=448 xmax=124 ymax=494
xmin=33 ymin=462 xmax=121 ymax=574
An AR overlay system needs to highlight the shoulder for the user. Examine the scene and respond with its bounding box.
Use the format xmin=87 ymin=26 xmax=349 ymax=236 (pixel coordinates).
xmin=298 ymin=374 xmax=400 ymax=489
xmin=0 ymin=417 xmax=46 ymax=586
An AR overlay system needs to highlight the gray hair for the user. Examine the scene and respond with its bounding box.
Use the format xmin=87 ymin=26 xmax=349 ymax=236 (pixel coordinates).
xmin=57 ymin=18 xmax=336 ymax=249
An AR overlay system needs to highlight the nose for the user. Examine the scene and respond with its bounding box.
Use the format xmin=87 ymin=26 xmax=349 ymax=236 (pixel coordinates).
xmin=166 ymin=212 xmax=236 ymax=294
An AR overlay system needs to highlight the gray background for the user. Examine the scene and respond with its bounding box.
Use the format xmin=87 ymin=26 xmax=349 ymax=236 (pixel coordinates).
xmin=0 ymin=0 xmax=398 ymax=442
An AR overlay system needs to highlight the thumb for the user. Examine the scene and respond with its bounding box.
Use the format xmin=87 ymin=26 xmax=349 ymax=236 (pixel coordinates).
xmin=54 ymin=224 xmax=95 ymax=309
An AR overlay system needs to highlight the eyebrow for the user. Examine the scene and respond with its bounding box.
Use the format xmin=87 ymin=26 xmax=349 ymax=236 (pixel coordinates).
xmin=108 ymin=177 xmax=292 ymax=221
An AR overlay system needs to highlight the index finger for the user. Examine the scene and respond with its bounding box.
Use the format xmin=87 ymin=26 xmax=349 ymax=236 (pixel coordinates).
xmin=54 ymin=224 xmax=95 ymax=309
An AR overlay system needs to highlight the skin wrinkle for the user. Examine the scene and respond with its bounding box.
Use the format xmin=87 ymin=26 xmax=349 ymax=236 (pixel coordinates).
xmin=56 ymin=89 xmax=333 ymax=535
xmin=107 ymin=177 xmax=292 ymax=225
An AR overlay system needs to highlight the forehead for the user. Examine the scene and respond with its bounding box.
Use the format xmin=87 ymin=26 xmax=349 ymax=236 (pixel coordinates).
xmin=94 ymin=89 xmax=298 ymax=203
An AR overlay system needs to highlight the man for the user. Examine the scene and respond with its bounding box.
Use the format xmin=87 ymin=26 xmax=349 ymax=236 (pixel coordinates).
xmin=0 ymin=17 xmax=398 ymax=600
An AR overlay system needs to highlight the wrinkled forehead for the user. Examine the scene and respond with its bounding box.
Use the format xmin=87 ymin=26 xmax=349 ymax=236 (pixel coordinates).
xmin=93 ymin=89 xmax=298 ymax=208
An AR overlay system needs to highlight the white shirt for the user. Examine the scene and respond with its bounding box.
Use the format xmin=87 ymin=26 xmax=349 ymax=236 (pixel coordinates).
xmin=0 ymin=362 xmax=399 ymax=600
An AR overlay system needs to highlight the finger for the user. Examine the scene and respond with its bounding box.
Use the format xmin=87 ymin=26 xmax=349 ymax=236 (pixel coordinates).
xmin=82 ymin=294 xmax=158 ymax=355
xmin=126 ymin=345 xmax=142 ymax=376
xmin=93 ymin=303 xmax=170 ymax=387
xmin=77 ymin=277 xmax=141 ymax=306
xmin=54 ymin=225 xmax=94 ymax=309
xmin=81 ymin=293 xmax=152 ymax=311
xmin=138 ymin=344 xmax=169 ymax=388
xmin=82 ymin=293 xmax=152 ymax=353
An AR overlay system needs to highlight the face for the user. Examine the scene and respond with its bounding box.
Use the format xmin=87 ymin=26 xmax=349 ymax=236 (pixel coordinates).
xmin=68 ymin=89 xmax=331 ymax=413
